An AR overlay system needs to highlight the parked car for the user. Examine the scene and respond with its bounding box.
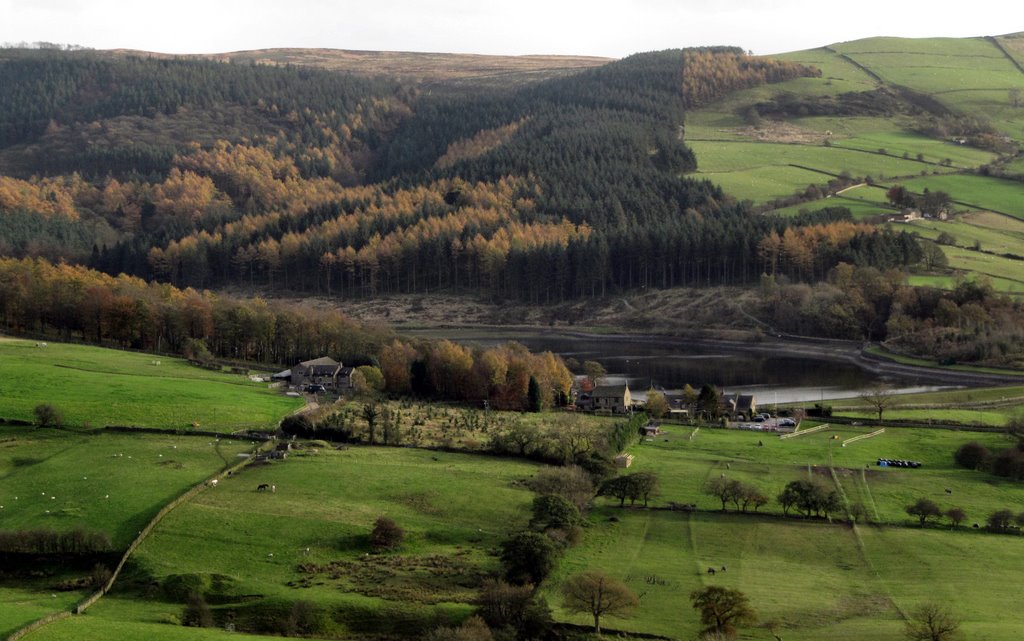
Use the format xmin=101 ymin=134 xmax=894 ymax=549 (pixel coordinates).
xmin=752 ymin=416 xmax=765 ymax=422
xmin=779 ymin=418 xmax=797 ymax=427
xmin=305 ymin=384 xmax=326 ymax=393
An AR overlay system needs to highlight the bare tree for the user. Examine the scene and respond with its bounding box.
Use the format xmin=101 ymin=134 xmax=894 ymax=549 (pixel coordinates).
xmin=904 ymin=602 xmax=962 ymax=641
xmin=859 ymin=383 xmax=896 ymax=424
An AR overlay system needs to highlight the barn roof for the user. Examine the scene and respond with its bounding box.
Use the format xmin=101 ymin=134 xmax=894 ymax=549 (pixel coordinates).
xmin=592 ymin=384 xmax=629 ymax=399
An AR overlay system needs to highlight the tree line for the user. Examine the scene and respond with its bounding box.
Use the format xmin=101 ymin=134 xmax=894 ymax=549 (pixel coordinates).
xmin=0 ymin=257 xmax=572 ymax=409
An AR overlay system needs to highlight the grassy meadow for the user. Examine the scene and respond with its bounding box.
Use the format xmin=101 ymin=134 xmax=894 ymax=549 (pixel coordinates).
xmin=540 ymin=421 xmax=1024 ymax=640
xmin=883 ymin=174 xmax=1024 ymax=219
xmin=57 ymin=446 xmax=543 ymax=638
xmin=0 ymin=428 xmax=254 ymax=638
xmin=0 ymin=337 xmax=303 ymax=431
xmin=6 ymin=404 xmax=1024 ymax=640
xmin=0 ymin=427 xmax=255 ymax=546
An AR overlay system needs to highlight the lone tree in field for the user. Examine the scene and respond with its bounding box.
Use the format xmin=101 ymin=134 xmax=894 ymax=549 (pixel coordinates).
xmin=370 ymin=516 xmax=404 ymax=551
xmin=561 ymin=570 xmax=639 ymax=635
xmin=690 ymin=586 xmax=756 ymax=638
xmin=954 ymin=441 xmax=991 ymax=470
xmin=859 ymin=383 xmax=896 ymax=424
xmin=904 ymin=602 xmax=963 ymax=641
xmin=906 ymin=498 xmax=943 ymax=526
xmin=33 ymin=403 xmax=63 ymax=428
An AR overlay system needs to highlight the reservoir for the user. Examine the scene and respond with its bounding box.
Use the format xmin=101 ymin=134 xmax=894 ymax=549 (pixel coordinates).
xmin=409 ymin=328 xmax=964 ymax=404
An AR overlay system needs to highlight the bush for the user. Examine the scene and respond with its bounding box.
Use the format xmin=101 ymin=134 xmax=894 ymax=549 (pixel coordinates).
xmin=525 ymin=466 xmax=594 ymax=511
xmin=991 ymin=448 xmax=1024 ymax=480
xmin=370 ymin=516 xmax=404 ymax=551
xmin=499 ymin=531 xmax=557 ymax=585
xmin=986 ymin=509 xmax=1015 ymax=532
xmin=529 ymin=495 xmax=580 ymax=531
xmin=90 ymin=563 xmax=113 ymax=588
xmin=33 ymin=403 xmax=63 ymax=428
xmin=279 ymin=414 xmax=315 ymax=439
xmin=954 ymin=441 xmax=991 ymax=470
xmin=181 ymin=592 xmax=214 ymax=628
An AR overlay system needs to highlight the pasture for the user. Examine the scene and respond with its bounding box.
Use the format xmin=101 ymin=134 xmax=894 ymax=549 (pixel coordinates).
xmin=884 ymin=174 xmax=1024 ymax=219
xmin=687 ymin=140 xmax=939 ymax=203
xmin=93 ymin=446 xmax=541 ymax=636
xmin=545 ymin=507 xmax=1024 ymax=640
xmin=542 ymin=421 xmax=1024 ymax=639
xmin=0 ymin=427 xmax=254 ymax=546
xmin=768 ymin=183 xmax=893 ymax=218
xmin=906 ymin=213 xmax=1024 ymax=255
xmin=615 ymin=424 xmax=1024 ymax=523
xmin=0 ymin=338 xmax=302 ymax=431
xmin=0 ymin=428 xmax=254 ymax=639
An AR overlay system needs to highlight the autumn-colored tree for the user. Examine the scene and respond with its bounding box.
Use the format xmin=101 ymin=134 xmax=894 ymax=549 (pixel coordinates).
xmin=562 ymin=570 xmax=639 ymax=634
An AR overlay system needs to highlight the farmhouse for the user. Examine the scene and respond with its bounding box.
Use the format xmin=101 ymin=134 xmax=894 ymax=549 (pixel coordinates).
xmin=589 ymin=384 xmax=632 ymax=414
xmin=272 ymin=357 xmax=352 ymax=391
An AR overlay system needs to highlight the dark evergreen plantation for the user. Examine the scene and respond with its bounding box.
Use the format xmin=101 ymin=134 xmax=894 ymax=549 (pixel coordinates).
xmin=0 ymin=46 xmax=919 ymax=307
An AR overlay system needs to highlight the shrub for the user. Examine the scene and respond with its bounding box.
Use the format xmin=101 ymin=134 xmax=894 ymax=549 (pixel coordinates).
xmin=500 ymin=531 xmax=557 ymax=585
xmin=181 ymin=592 xmax=214 ymax=628
xmin=370 ymin=516 xmax=404 ymax=551
xmin=33 ymin=403 xmax=63 ymax=428
xmin=954 ymin=441 xmax=991 ymax=470
xmin=525 ymin=466 xmax=594 ymax=511
xmin=530 ymin=495 xmax=580 ymax=531
xmin=90 ymin=563 xmax=113 ymax=588
xmin=986 ymin=508 xmax=1015 ymax=532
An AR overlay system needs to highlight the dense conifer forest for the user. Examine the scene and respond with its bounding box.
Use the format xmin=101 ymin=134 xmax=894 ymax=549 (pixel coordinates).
xmin=5 ymin=45 xmax=1012 ymax=364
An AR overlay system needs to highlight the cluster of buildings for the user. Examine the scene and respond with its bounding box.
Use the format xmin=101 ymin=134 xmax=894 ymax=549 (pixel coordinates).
xmin=573 ymin=381 xmax=763 ymax=421
xmin=271 ymin=356 xmax=355 ymax=393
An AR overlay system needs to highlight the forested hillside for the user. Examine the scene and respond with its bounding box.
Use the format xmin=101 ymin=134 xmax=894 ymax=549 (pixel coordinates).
xmin=1 ymin=45 xmax=898 ymax=305
xmin=4 ymin=42 xmax=1017 ymax=364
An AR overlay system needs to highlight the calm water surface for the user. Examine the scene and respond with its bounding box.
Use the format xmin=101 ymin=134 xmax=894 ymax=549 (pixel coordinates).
xmin=411 ymin=329 xmax=959 ymax=404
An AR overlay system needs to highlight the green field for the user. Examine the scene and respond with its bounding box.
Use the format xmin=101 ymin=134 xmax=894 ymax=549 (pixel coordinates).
xmin=688 ymin=140 xmax=939 ymax=202
xmin=0 ymin=428 xmax=254 ymax=638
xmin=0 ymin=338 xmax=302 ymax=431
xmin=688 ymin=34 xmax=1024 ymax=211
xmin=0 ymin=427 xmax=254 ymax=545
xmin=768 ymin=183 xmax=893 ymax=218
xmin=884 ymin=174 xmax=1024 ymax=219
xmin=905 ymin=212 xmax=1024 ymax=254
xmin=8 ymin=415 xmax=1024 ymax=640
xmin=541 ymin=423 xmax=1024 ymax=640
xmin=31 ymin=446 xmax=542 ymax=639
xmin=615 ymin=425 xmax=1024 ymax=522
xmin=830 ymin=131 xmax=997 ymax=168
xmin=546 ymin=507 xmax=1024 ymax=640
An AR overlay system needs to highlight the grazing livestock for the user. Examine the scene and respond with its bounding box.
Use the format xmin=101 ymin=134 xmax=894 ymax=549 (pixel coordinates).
xmin=945 ymin=488 xmax=952 ymax=494
xmin=257 ymin=483 xmax=270 ymax=492
xmin=707 ymin=567 xmax=716 ymax=575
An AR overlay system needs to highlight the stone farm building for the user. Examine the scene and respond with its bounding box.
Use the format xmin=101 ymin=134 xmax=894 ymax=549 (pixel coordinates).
xmin=272 ymin=357 xmax=354 ymax=391
xmin=587 ymin=384 xmax=632 ymax=414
